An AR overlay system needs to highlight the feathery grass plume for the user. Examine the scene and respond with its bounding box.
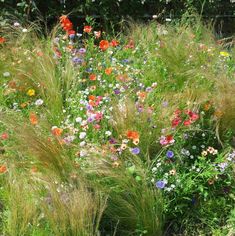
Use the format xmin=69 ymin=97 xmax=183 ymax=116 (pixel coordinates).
xmin=3 ymin=171 xmax=41 ymax=236
xmin=0 ymin=112 xmax=73 ymax=180
xmin=127 ymin=16 xmax=219 ymax=105
xmin=41 ymin=176 xmax=107 ymax=236
xmin=0 ymin=23 xmax=78 ymax=124
xmin=213 ymin=72 xmax=235 ymax=138
xmin=84 ymin=151 xmax=163 ymax=236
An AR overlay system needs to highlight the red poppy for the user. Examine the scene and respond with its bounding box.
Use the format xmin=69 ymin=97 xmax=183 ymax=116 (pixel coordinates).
xmin=110 ymin=40 xmax=119 ymax=47
xmin=0 ymin=37 xmax=6 ymax=44
xmin=183 ymin=120 xmax=191 ymax=126
xmin=68 ymin=30 xmax=76 ymax=35
xmin=189 ymin=112 xmax=199 ymax=121
xmin=63 ymin=21 xmax=73 ymax=31
xmin=99 ymin=40 xmax=109 ymax=51
xmin=60 ymin=16 xmax=73 ymax=32
xmin=83 ymin=25 xmax=92 ymax=33
xmin=166 ymin=135 xmax=174 ymax=143
xmin=174 ymin=109 xmax=182 ymax=117
xmin=171 ymin=117 xmax=182 ymax=127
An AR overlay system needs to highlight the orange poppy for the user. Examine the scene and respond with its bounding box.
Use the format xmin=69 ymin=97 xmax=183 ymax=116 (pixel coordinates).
xmin=83 ymin=25 xmax=92 ymax=33
xmin=0 ymin=165 xmax=7 ymax=173
xmin=59 ymin=15 xmax=68 ymax=23
xmin=52 ymin=127 xmax=63 ymax=136
xmin=89 ymin=101 xmax=96 ymax=106
xmin=89 ymin=74 xmax=96 ymax=81
xmin=30 ymin=112 xmax=38 ymax=125
xmin=88 ymin=95 xmax=96 ymax=101
xmin=105 ymin=67 xmax=112 ymax=75
xmin=0 ymin=37 xmax=6 ymax=44
xmin=31 ymin=166 xmax=38 ymax=173
xmin=99 ymin=40 xmax=109 ymax=51
xmin=126 ymin=130 xmax=139 ymax=140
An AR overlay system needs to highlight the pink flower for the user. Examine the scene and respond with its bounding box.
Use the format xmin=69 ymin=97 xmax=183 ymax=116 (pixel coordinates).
xmin=95 ymin=112 xmax=103 ymax=121
xmin=183 ymin=120 xmax=191 ymax=126
xmin=189 ymin=112 xmax=199 ymax=121
xmin=1 ymin=133 xmax=8 ymax=140
xmin=160 ymin=135 xmax=175 ymax=146
xmin=172 ymin=117 xmax=182 ymax=127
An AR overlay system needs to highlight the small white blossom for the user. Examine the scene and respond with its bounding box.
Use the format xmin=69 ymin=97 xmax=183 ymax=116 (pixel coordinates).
xmin=75 ymin=117 xmax=82 ymax=123
xmin=79 ymin=132 xmax=86 ymax=139
xmin=35 ymin=99 xmax=44 ymax=106
xmin=80 ymin=141 xmax=86 ymax=147
xmin=3 ymin=72 xmax=10 ymax=77
xmin=105 ymin=131 xmax=112 ymax=136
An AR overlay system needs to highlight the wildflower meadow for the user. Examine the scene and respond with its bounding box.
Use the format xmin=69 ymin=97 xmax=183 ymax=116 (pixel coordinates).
xmin=0 ymin=12 xmax=235 ymax=236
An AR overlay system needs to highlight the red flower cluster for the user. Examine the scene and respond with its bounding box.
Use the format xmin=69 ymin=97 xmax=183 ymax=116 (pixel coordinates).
xmin=172 ymin=109 xmax=199 ymax=128
xmin=60 ymin=15 xmax=74 ymax=35
xmin=99 ymin=40 xmax=119 ymax=51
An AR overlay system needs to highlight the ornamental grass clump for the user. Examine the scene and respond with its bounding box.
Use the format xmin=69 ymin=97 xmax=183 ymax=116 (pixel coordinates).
xmin=84 ymin=152 xmax=163 ymax=236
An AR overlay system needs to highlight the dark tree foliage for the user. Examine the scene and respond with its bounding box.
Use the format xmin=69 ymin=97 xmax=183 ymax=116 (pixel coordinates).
xmin=0 ymin=0 xmax=235 ymax=34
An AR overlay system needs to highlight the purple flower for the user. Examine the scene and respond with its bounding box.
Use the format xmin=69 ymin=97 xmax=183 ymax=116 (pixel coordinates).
xmin=162 ymin=101 xmax=168 ymax=107
xmin=122 ymin=59 xmax=129 ymax=63
xmin=166 ymin=150 xmax=174 ymax=158
xmin=156 ymin=180 xmax=166 ymax=189
xmin=146 ymin=87 xmax=152 ymax=92
xmin=218 ymin=162 xmax=228 ymax=172
xmin=114 ymin=89 xmax=120 ymax=95
xmin=86 ymin=104 xmax=93 ymax=111
xmin=79 ymin=48 xmax=86 ymax=54
xmin=111 ymin=155 xmax=118 ymax=161
xmin=109 ymin=138 xmax=117 ymax=144
xmin=87 ymin=117 xmax=94 ymax=123
xmin=131 ymin=147 xmax=140 ymax=155
xmin=72 ymin=57 xmax=83 ymax=64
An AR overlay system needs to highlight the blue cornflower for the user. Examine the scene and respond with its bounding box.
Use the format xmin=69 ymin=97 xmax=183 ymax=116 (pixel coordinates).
xmin=166 ymin=150 xmax=174 ymax=158
xmin=156 ymin=180 xmax=166 ymax=189
xmin=131 ymin=147 xmax=140 ymax=155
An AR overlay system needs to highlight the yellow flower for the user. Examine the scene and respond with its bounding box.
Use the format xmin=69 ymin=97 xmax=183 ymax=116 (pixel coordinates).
xmin=220 ymin=51 xmax=230 ymax=57
xmin=27 ymin=89 xmax=35 ymax=96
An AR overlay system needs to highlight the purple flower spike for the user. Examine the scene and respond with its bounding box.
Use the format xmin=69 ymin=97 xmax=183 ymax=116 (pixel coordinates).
xmin=156 ymin=180 xmax=166 ymax=189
